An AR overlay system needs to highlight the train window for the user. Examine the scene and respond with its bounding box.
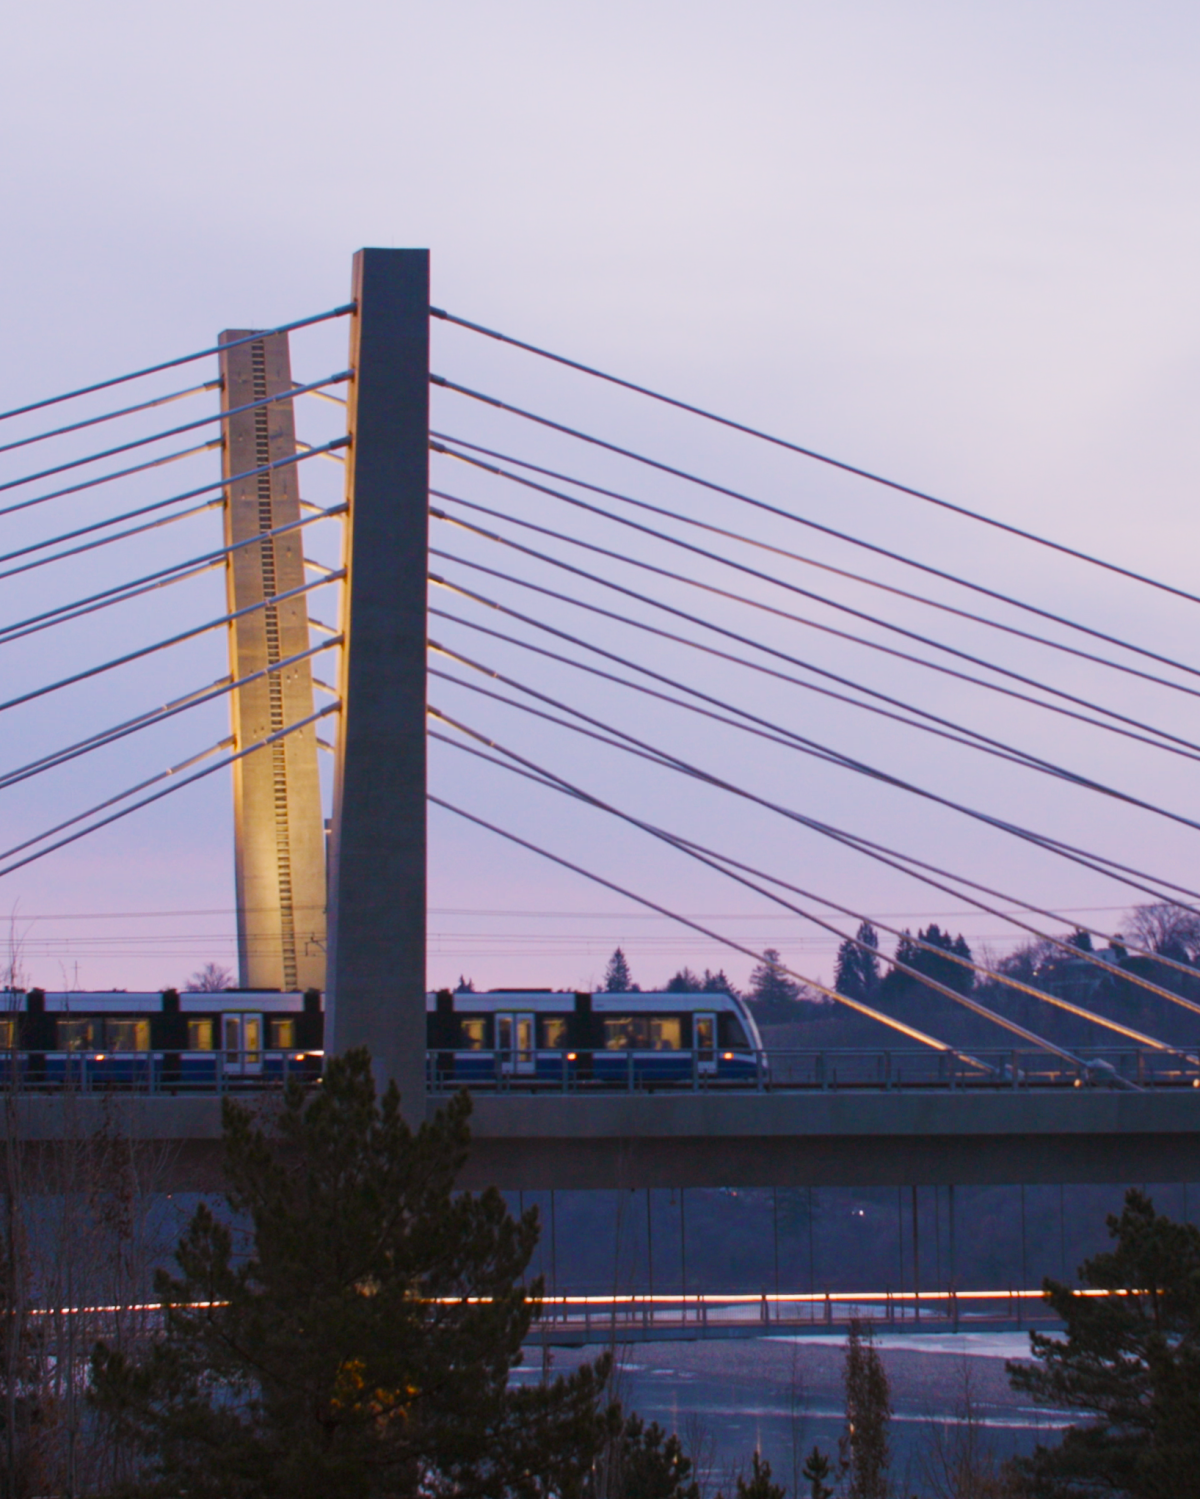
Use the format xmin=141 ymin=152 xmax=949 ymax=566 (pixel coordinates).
xmin=187 ymin=1020 xmax=214 ymax=1051
xmin=540 ymin=1017 xmax=568 ymax=1049
xmin=105 ymin=1019 xmax=149 ymax=1052
xmin=57 ymin=1019 xmax=97 ymax=1052
xmin=244 ymin=1016 xmax=262 ymax=1065
xmin=0 ymin=1019 xmax=14 ymax=1049
xmin=458 ymin=1018 xmax=486 ymax=1050
xmin=649 ymin=1018 xmax=681 ymax=1051
xmin=724 ymin=1017 xmax=749 ymax=1048
xmin=268 ymin=1018 xmax=295 ymax=1050
xmin=605 ymin=1013 xmax=641 ymax=1049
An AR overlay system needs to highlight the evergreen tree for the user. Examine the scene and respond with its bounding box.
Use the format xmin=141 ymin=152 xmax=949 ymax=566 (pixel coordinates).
xmin=800 ymin=1446 xmax=834 ymax=1499
xmin=701 ymin=968 xmax=739 ymax=997
xmin=664 ymin=968 xmax=702 ymax=993
xmin=885 ymin=924 xmax=974 ymax=1002
xmin=745 ymin=949 xmax=802 ymax=1023
xmin=614 ymin=1414 xmax=700 ymax=1499
xmin=603 ymin=947 xmax=634 ymax=993
xmin=90 ymin=1050 xmax=616 ymax=1499
xmin=839 ymin=1320 xmax=891 ymax=1499
xmin=1009 ymin=1188 xmax=1200 ymax=1496
xmin=834 ymin=922 xmax=880 ymax=1001
xmin=1066 ymin=930 xmax=1093 ymax=953
xmin=732 ymin=1451 xmax=785 ymax=1499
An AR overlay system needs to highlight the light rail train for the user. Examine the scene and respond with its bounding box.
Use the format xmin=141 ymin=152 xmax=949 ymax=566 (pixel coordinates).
xmin=0 ymin=985 xmax=764 ymax=1090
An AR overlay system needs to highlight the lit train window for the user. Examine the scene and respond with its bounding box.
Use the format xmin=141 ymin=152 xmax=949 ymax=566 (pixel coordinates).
xmin=540 ymin=1017 xmax=568 ymax=1049
xmin=268 ymin=1019 xmax=295 ymax=1049
xmin=57 ymin=1019 xmax=97 ymax=1052
xmin=187 ymin=1020 xmax=214 ymax=1051
xmin=649 ymin=1018 xmax=681 ymax=1051
xmin=0 ymin=1020 xmax=14 ymax=1049
xmin=458 ymin=1018 xmax=486 ymax=1050
xmin=603 ymin=1017 xmax=681 ymax=1050
xmin=105 ymin=1019 xmax=149 ymax=1052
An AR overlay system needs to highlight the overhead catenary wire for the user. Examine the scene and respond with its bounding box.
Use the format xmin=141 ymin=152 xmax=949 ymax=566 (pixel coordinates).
xmin=0 ymin=501 xmax=346 ymax=648
xmin=0 ymin=636 xmax=342 ymax=795
xmin=434 ymin=437 xmax=1200 ymax=701
xmin=0 ymin=571 xmax=342 ymax=718
xmin=432 ymin=496 xmax=1200 ymax=759
xmin=427 ymin=791 xmax=982 ymax=1064
xmin=0 ymin=703 xmax=341 ymax=882
xmin=431 ymin=713 xmax=1174 ymax=1069
xmin=428 ymin=655 xmax=1200 ymax=1015
xmin=0 ymin=304 xmax=354 ymax=427
xmin=431 ymin=311 xmax=1200 ymax=611
xmin=0 ymin=371 xmax=351 ymax=497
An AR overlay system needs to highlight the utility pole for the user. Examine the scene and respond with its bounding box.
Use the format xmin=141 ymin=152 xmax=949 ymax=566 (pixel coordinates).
xmin=326 ymin=249 xmax=430 ymax=1119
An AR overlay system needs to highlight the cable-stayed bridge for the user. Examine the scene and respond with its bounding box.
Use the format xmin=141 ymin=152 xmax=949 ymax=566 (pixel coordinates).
xmin=3 ymin=248 xmax=1200 ymax=1190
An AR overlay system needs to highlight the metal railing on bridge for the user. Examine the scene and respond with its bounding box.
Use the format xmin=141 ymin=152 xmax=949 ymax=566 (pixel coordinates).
xmin=527 ymin=1286 xmax=1067 ymax=1343
xmin=427 ymin=1046 xmax=1200 ymax=1093
xmin=0 ymin=1048 xmax=323 ymax=1094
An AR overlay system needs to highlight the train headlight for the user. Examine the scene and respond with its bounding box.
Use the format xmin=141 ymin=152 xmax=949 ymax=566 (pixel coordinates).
xmin=566 ymin=1052 xmax=577 ymax=1061
xmin=723 ymin=1052 xmax=734 ymax=1061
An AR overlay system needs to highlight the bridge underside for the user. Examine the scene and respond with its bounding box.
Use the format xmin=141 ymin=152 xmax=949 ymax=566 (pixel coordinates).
xmin=6 ymin=1091 xmax=1200 ymax=1191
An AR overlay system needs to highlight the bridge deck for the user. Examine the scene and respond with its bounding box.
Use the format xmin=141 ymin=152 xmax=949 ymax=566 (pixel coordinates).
xmin=5 ymin=1088 xmax=1199 ymax=1188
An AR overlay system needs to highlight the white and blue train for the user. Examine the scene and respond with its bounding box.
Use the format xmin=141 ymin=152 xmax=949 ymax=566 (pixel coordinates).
xmin=0 ymin=984 xmax=764 ymax=1091
xmin=426 ymin=987 xmax=765 ymax=1086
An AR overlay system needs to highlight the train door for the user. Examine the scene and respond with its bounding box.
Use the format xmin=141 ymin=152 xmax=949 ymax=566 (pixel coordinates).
xmin=496 ymin=1013 xmax=536 ymax=1075
xmin=694 ymin=1012 xmax=718 ymax=1076
xmin=222 ymin=1012 xmax=263 ymax=1076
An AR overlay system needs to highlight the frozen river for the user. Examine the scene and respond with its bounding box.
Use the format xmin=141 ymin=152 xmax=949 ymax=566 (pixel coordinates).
xmin=520 ymin=1331 xmax=1074 ymax=1493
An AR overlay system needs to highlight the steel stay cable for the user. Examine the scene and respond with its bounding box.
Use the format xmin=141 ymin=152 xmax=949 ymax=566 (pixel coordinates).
xmin=0 ymin=636 xmax=342 ymax=795
xmin=430 ymin=562 xmax=1200 ymax=902
xmin=0 ymin=371 xmax=351 ymax=497
xmin=0 ymin=501 xmax=346 ymax=647
xmin=431 ymin=312 xmax=1200 ymax=611
xmin=431 ymin=716 xmax=1163 ymax=1069
xmin=429 ymin=658 xmax=1200 ymax=1016
xmin=428 ymin=646 xmax=1200 ymax=921
xmin=432 ymin=565 xmax=1200 ymax=778
xmin=429 ymin=605 xmax=1199 ymax=838
xmin=433 ymin=518 xmax=1200 ymax=763
xmin=427 ymin=792 xmax=977 ymax=1062
xmin=0 ymin=496 xmax=222 ymax=585
xmin=0 ymin=439 xmax=221 ymax=523
xmin=0 ymin=434 xmax=347 ymax=553
xmin=0 ymin=737 xmax=236 ymax=862
xmin=0 ymin=379 xmax=221 ymax=459
xmin=0 ymin=426 xmax=349 ymax=532
xmin=429 ymin=391 xmax=1200 ymax=684
xmin=434 ymin=437 xmax=1200 ymax=702
xmin=433 ymin=495 xmax=1200 ymax=758
xmin=431 ymin=530 xmax=1200 ymax=769
xmin=431 ymin=562 xmax=1200 ymax=907
xmin=0 ymin=571 xmax=343 ymax=718
xmin=0 ymin=304 xmax=354 ymax=426
xmin=0 ymin=703 xmax=340 ymax=882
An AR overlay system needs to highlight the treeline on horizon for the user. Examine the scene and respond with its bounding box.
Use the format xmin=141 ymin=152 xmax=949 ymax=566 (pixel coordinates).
xmin=455 ymin=901 xmax=1200 ymax=1052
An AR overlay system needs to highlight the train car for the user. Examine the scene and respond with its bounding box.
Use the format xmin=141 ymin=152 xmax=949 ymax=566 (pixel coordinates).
xmin=425 ymin=988 xmax=765 ymax=1088
xmin=0 ymin=987 xmax=323 ymax=1090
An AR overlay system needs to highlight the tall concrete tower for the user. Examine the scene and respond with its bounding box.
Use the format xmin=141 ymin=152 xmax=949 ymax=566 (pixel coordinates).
xmin=219 ymin=330 xmax=327 ymax=992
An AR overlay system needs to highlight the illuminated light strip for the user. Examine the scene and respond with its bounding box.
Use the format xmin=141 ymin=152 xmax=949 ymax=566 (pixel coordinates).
xmin=23 ymin=1287 xmax=1122 ymax=1316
